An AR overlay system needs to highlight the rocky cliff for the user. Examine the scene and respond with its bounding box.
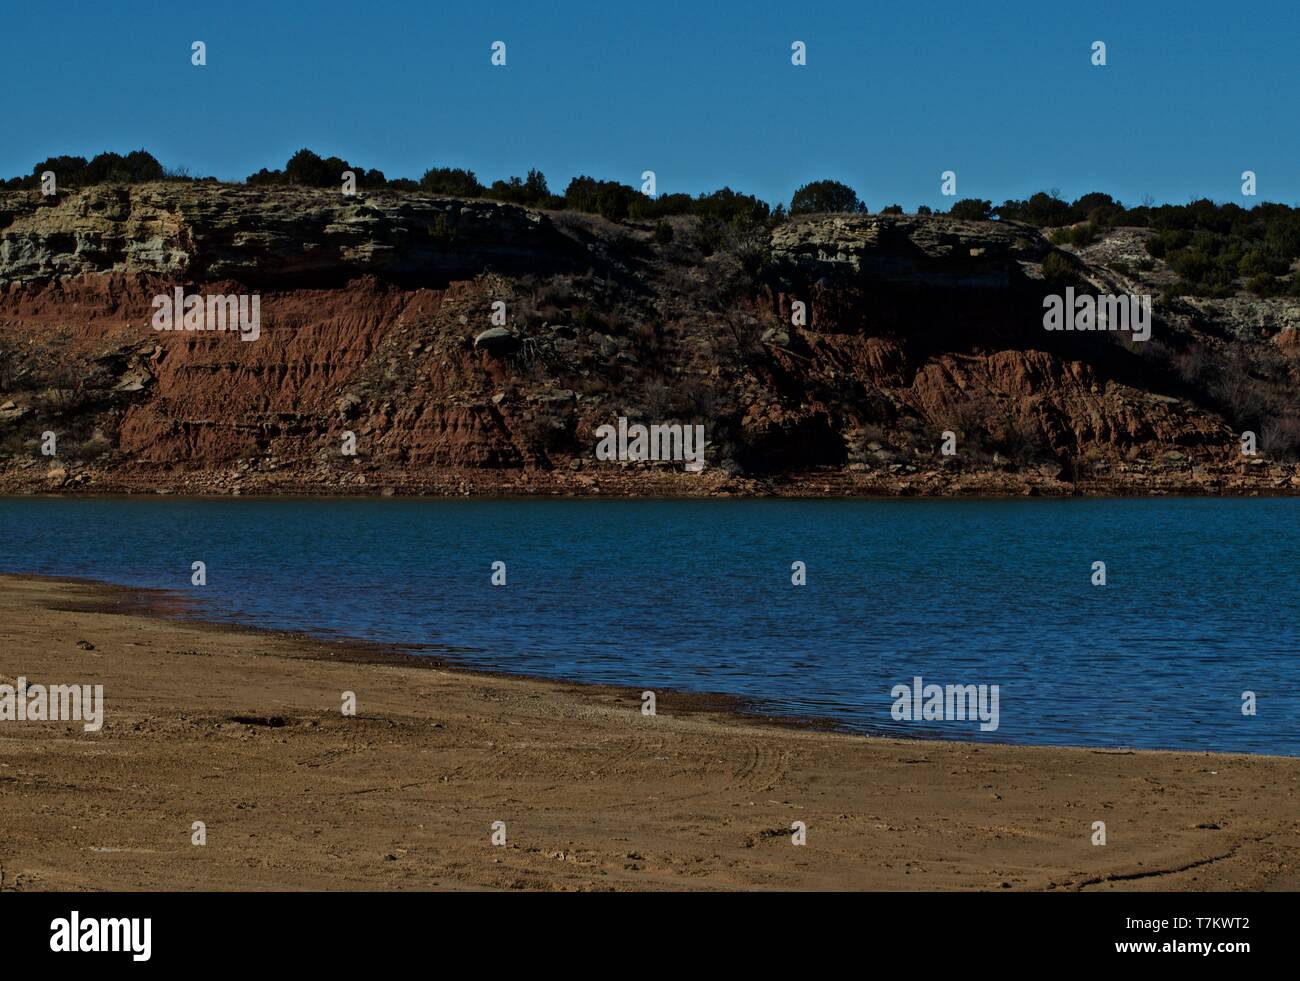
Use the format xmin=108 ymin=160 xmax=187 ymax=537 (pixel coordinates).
xmin=1 ymin=182 xmax=1298 ymax=496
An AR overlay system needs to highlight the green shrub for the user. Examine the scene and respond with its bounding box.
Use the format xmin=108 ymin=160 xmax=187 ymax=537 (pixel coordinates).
xmin=485 ymin=169 xmax=551 ymax=206
xmin=948 ymin=198 xmax=993 ymax=221
xmin=246 ymin=149 xmax=386 ymax=189
xmin=1050 ymin=223 xmax=1100 ymax=248
xmin=1041 ymin=251 xmax=1077 ymax=284
xmin=564 ymin=176 xmax=637 ymax=222
xmin=5 ymin=149 xmax=168 ymax=189
xmin=419 ymin=166 xmax=484 ymax=197
xmin=789 ymin=179 xmax=866 ymax=215
xmin=1248 ymin=273 xmax=1284 ymax=296
xmin=996 ymin=191 xmax=1071 ymax=226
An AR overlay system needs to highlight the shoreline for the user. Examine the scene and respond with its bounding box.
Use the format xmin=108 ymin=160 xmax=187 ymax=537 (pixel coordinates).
xmin=12 ymin=567 xmax=1296 ymax=756
xmin=1 ymin=573 xmax=1297 ymax=891
xmin=5 ymin=461 xmax=1300 ymax=500
xmin=8 ymin=570 xmax=792 ymax=734
xmin=8 ymin=487 xmax=1300 ymax=500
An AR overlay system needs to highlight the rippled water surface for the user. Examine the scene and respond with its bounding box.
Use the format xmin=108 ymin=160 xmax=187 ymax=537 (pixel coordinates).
xmin=2 ymin=497 xmax=1296 ymax=754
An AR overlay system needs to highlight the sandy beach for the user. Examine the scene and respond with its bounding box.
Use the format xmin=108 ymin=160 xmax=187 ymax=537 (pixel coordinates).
xmin=0 ymin=572 xmax=1296 ymax=892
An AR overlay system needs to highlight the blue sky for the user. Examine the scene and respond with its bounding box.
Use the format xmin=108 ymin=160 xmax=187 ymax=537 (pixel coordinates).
xmin=3 ymin=0 xmax=1297 ymax=209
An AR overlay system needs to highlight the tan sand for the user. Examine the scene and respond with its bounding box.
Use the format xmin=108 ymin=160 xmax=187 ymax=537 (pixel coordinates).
xmin=0 ymin=573 xmax=1296 ymax=892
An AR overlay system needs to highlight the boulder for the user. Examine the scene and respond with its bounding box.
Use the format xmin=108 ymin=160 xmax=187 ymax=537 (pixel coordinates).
xmin=761 ymin=327 xmax=791 ymax=348
xmin=474 ymin=327 xmax=519 ymax=356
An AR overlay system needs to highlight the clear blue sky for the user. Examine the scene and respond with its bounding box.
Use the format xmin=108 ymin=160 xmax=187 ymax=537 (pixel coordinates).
xmin=3 ymin=0 xmax=1297 ymax=209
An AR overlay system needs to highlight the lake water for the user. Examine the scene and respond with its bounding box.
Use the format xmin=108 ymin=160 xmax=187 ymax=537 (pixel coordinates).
xmin=1 ymin=496 xmax=1296 ymax=755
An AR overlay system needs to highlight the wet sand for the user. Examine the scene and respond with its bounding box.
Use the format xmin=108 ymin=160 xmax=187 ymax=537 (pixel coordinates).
xmin=0 ymin=573 xmax=1297 ymax=891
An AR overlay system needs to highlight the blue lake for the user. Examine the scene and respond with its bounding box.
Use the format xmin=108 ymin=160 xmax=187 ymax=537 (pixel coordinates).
xmin=1 ymin=496 xmax=1296 ymax=755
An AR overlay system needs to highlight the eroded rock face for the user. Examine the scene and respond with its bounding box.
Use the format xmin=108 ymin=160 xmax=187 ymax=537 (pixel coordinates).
xmin=771 ymin=213 xmax=1051 ymax=289
xmin=767 ymin=213 xmax=1055 ymax=338
xmin=0 ymin=184 xmax=1295 ymax=496
xmin=0 ymin=184 xmax=577 ymax=287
